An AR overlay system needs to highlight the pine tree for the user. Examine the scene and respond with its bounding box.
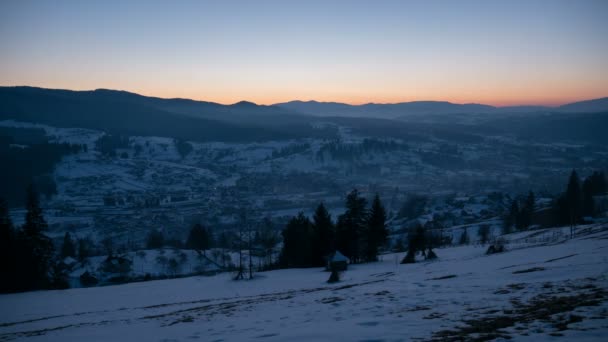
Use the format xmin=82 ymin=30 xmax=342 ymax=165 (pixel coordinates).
xmin=365 ymin=194 xmax=388 ymax=262
xmin=280 ymin=212 xmax=313 ymax=268
xmin=18 ymin=185 xmax=54 ymax=291
xmin=336 ymin=189 xmax=368 ymax=264
xmin=503 ymin=199 xmax=519 ymax=233
xmin=77 ymin=237 xmax=92 ymax=261
xmin=311 ymin=202 xmax=335 ymax=267
xmin=146 ymin=230 xmax=164 ymax=249
xmin=582 ymin=176 xmax=595 ymax=217
xmin=478 ymin=224 xmax=490 ymax=245
xmin=0 ymin=199 xmax=17 ymax=293
xmin=258 ymin=217 xmax=280 ymax=270
xmin=518 ymin=191 xmax=535 ymax=230
xmin=186 ymin=223 xmax=210 ymax=252
xmin=60 ymin=232 xmax=76 ymax=258
xmin=401 ymin=224 xmax=425 ymax=264
xmin=459 ymin=227 xmax=470 ymax=245
xmin=566 ymin=170 xmax=581 ymax=237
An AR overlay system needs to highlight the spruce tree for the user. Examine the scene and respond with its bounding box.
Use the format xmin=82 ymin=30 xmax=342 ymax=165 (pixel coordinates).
xmin=566 ymin=170 xmax=581 ymax=237
xmin=459 ymin=227 xmax=470 ymax=245
xmin=187 ymin=223 xmax=210 ymax=251
xmin=336 ymin=189 xmax=368 ymax=264
xmin=18 ymin=185 xmax=54 ymax=291
xmin=365 ymin=194 xmax=388 ymax=262
xmin=478 ymin=224 xmax=490 ymax=245
xmin=504 ymin=199 xmax=519 ymax=233
xmin=0 ymin=199 xmax=16 ymax=293
xmin=518 ymin=191 xmax=535 ymax=230
xmin=312 ymin=202 xmax=335 ymax=267
xmin=280 ymin=212 xmax=313 ymax=268
xmin=60 ymin=232 xmax=76 ymax=258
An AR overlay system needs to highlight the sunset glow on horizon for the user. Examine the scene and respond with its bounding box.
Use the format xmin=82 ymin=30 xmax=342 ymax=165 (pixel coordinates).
xmin=1 ymin=0 xmax=607 ymax=107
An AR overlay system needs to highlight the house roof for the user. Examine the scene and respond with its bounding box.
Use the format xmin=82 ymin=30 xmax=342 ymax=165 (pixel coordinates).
xmin=330 ymin=250 xmax=349 ymax=262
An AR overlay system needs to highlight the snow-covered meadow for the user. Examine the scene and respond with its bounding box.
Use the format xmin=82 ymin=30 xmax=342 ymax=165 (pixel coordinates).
xmin=1 ymin=224 xmax=607 ymax=341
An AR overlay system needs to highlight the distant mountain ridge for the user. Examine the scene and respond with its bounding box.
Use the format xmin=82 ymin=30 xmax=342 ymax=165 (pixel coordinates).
xmin=0 ymin=86 xmax=326 ymax=143
xmin=0 ymin=86 xmax=606 ymax=144
xmin=274 ymin=97 xmax=608 ymax=118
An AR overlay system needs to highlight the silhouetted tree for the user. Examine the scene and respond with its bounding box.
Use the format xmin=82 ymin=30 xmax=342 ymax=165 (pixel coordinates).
xmin=60 ymin=232 xmax=76 ymax=258
xmin=478 ymin=224 xmax=491 ymax=245
xmin=566 ymin=170 xmax=581 ymax=237
xmin=257 ymin=217 xmax=280 ymax=269
xmin=336 ymin=189 xmax=368 ymax=263
xmin=582 ymin=171 xmax=607 ymax=217
xmin=517 ymin=191 xmax=535 ymax=230
xmin=280 ymin=212 xmax=313 ymax=268
xmin=186 ymin=223 xmax=210 ymax=252
xmin=365 ymin=194 xmax=388 ymax=262
xmin=0 ymin=199 xmax=17 ymax=293
xmin=459 ymin=227 xmax=470 ymax=245
xmin=17 ymin=185 xmax=55 ymax=291
xmin=77 ymin=237 xmax=93 ymax=261
xmin=311 ymin=203 xmax=335 ymax=266
xmin=503 ymin=200 xmax=519 ymax=234
xmin=146 ymin=230 xmax=164 ymax=249
xmin=401 ymin=224 xmax=426 ymax=264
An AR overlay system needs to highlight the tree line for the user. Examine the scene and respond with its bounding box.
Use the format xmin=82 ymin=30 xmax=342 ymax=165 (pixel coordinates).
xmin=502 ymin=169 xmax=606 ymax=234
xmin=1 ymin=186 xmax=60 ymax=293
xmin=279 ymin=189 xmax=389 ymax=268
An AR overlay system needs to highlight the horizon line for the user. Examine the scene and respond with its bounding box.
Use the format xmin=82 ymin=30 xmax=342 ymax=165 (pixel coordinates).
xmin=2 ymin=84 xmax=606 ymax=108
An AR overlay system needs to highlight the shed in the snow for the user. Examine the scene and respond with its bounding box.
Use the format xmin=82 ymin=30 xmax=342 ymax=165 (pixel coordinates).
xmin=327 ymin=250 xmax=349 ymax=271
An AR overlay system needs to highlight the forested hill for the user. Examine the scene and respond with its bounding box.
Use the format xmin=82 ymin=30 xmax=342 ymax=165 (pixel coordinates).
xmin=0 ymin=87 xmax=333 ymax=143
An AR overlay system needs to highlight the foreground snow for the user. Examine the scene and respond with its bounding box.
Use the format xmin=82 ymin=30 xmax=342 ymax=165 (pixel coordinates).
xmin=1 ymin=225 xmax=607 ymax=341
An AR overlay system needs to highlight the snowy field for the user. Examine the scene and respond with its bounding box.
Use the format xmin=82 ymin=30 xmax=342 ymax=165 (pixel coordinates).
xmin=1 ymin=225 xmax=607 ymax=341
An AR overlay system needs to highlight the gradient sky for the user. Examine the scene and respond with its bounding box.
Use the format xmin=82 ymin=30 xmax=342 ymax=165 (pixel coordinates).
xmin=1 ymin=0 xmax=607 ymax=106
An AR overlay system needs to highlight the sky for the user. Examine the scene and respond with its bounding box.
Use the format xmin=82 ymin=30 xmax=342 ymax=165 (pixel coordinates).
xmin=0 ymin=0 xmax=607 ymax=106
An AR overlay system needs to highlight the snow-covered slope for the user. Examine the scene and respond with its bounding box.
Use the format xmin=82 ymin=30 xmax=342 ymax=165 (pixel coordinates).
xmin=1 ymin=224 xmax=607 ymax=341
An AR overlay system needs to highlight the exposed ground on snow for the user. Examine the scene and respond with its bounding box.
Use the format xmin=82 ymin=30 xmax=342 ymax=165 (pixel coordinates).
xmin=1 ymin=225 xmax=607 ymax=341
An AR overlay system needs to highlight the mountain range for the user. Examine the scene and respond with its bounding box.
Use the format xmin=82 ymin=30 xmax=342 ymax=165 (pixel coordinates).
xmin=274 ymin=97 xmax=608 ymax=118
xmin=0 ymin=86 xmax=607 ymax=143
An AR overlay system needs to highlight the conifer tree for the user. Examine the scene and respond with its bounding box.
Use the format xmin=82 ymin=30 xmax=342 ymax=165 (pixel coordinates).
xmin=0 ymin=199 xmax=16 ymax=293
xmin=478 ymin=224 xmax=490 ymax=245
xmin=566 ymin=170 xmax=581 ymax=237
xmin=459 ymin=227 xmax=470 ymax=245
xmin=280 ymin=212 xmax=313 ymax=268
xmin=312 ymin=202 xmax=335 ymax=267
xmin=336 ymin=189 xmax=368 ymax=263
xmin=187 ymin=223 xmax=210 ymax=252
xmin=60 ymin=232 xmax=76 ymax=258
xmin=365 ymin=194 xmax=388 ymax=262
xmin=18 ymin=185 xmax=54 ymax=291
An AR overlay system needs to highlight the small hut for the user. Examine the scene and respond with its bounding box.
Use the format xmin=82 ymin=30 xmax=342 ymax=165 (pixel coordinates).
xmin=327 ymin=251 xmax=349 ymax=271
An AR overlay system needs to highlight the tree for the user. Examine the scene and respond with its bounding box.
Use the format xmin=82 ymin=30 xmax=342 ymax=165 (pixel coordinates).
xmin=517 ymin=191 xmax=535 ymax=230
xmin=17 ymin=185 xmax=55 ymax=291
xmin=258 ymin=217 xmax=280 ymax=269
xmin=311 ymin=203 xmax=335 ymax=267
xmin=503 ymin=200 xmax=519 ymax=234
xmin=0 ymin=199 xmax=16 ymax=293
xmin=566 ymin=170 xmax=581 ymax=237
xmin=478 ymin=224 xmax=490 ymax=245
xmin=280 ymin=212 xmax=313 ymax=268
xmin=77 ymin=237 xmax=93 ymax=261
xmin=146 ymin=230 xmax=164 ymax=249
xmin=60 ymin=232 xmax=76 ymax=258
xmin=186 ymin=223 xmax=210 ymax=252
xmin=582 ymin=171 xmax=607 ymax=217
xmin=459 ymin=227 xmax=470 ymax=245
xmin=401 ymin=223 xmax=426 ymax=264
xmin=365 ymin=194 xmax=388 ymax=262
xmin=336 ymin=189 xmax=368 ymax=264
xmin=397 ymin=195 xmax=427 ymax=220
